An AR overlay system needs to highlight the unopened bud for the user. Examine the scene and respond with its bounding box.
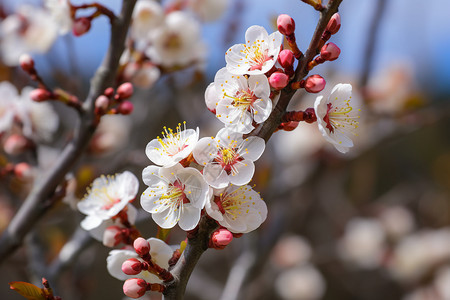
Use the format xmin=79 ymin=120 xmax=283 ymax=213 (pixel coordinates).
xmin=122 ymin=258 xmax=143 ymax=275
xmin=277 ymin=14 xmax=295 ymax=36
xmin=14 ymin=162 xmax=33 ymax=180
xmin=269 ymin=72 xmax=289 ymax=90
xmin=326 ymin=13 xmax=341 ymax=35
xmin=118 ymin=101 xmax=134 ymax=115
xmin=320 ymin=42 xmax=340 ymax=61
xmin=210 ymin=228 xmax=233 ymax=249
xmin=133 ymin=237 xmax=150 ymax=256
xmin=102 ymin=226 xmax=123 ymax=247
xmin=304 ymin=75 xmax=326 ymax=93
xmin=104 ymin=87 xmax=115 ymax=98
xmin=123 ymin=278 xmax=148 ymax=299
xmin=30 ymin=89 xmax=51 ymax=102
xmin=117 ymin=82 xmax=134 ymax=100
xmin=73 ymin=17 xmax=91 ymax=37
xmin=281 ymin=121 xmax=299 ymax=131
xmin=278 ymin=50 xmax=295 ymax=69
xmin=95 ymin=95 xmax=110 ymax=111
xmin=19 ymin=54 xmax=34 ymax=73
xmin=4 ymin=134 xmax=29 ymax=155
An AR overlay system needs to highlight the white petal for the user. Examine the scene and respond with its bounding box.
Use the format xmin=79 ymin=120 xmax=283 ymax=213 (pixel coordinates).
xmin=148 ymin=238 xmax=173 ymax=269
xmin=142 ymin=165 xmax=163 ymax=186
xmin=203 ymin=163 xmax=229 ymax=189
xmin=152 ymin=205 xmax=180 ymax=229
xmin=245 ymin=25 xmax=269 ymax=45
xmin=193 ymin=137 xmax=217 ymax=165
xmin=178 ymin=204 xmax=201 ymax=230
xmin=229 ymin=160 xmax=254 ymax=186
xmin=239 ymin=136 xmax=265 ymax=161
xmin=253 ymin=98 xmax=272 ymax=123
xmin=205 ymin=82 xmax=218 ymax=111
xmin=140 ymin=186 xmax=167 ymax=213
xmin=106 ymin=249 xmax=138 ymax=281
xmin=330 ymin=83 xmax=352 ymax=103
xmin=80 ymin=215 xmax=103 ymax=231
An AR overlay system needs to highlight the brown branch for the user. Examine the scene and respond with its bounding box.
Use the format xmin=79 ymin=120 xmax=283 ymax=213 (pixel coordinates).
xmin=0 ymin=0 xmax=137 ymax=264
xmin=162 ymin=1 xmax=343 ymax=299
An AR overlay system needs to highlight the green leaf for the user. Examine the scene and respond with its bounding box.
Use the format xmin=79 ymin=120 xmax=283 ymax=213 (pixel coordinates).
xmin=9 ymin=281 xmax=46 ymax=300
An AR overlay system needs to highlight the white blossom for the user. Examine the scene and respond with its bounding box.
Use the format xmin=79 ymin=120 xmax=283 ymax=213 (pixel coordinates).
xmin=140 ymin=164 xmax=209 ymax=230
xmin=225 ymin=25 xmax=283 ymax=75
xmin=146 ymin=11 xmax=206 ymax=67
xmin=314 ymin=83 xmax=360 ymax=153
xmin=145 ymin=122 xmax=199 ymax=168
xmin=207 ymin=67 xmax=272 ymax=134
xmin=77 ymin=171 xmax=139 ymax=230
xmin=0 ymin=5 xmax=57 ymax=66
xmin=206 ymin=184 xmax=267 ymax=233
xmin=107 ymin=238 xmax=173 ymax=283
xmin=131 ymin=0 xmax=164 ymax=40
xmin=193 ymin=128 xmax=265 ymax=189
xmin=45 ymin=0 xmax=73 ymax=35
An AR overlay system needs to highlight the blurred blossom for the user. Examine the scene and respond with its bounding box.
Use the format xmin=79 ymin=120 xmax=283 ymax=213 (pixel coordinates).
xmin=338 ymin=218 xmax=386 ymax=269
xmin=186 ymin=0 xmax=228 ymax=22
xmin=402 ymin=286 xmax=440 ymax=300
xmin=378 ymin=206 xmax=414 ymax=240
xmin=131 ymin=0 xmax=164 ymax=41
xmin=89 ymin=115 xmax=132 ymax=155
xmin=0 ymin=5 xmax=57 ymax=66
xmin=45 ymin=0 xmax=73 ymax=35
xmin=389 ymin=228 xmax=450 ymax=283
xmin=435 ymin=265 xmax=450 ymax=300
xmin=270 ymin=235 xmax=312 ymax=269
xmin=0 ymin=81 xmax=59 ymax=142
xmin=275 ymin=264 xmax=326 ymax=300
xmin=145 ymin=11 xmax=206 ymax=67
xmin=367 ymin=62 xmax=422 ymax=115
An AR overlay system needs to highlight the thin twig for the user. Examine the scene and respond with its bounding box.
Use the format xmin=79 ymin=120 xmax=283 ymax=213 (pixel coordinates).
xmin=0 ymin=0 xmax=137 ymax=264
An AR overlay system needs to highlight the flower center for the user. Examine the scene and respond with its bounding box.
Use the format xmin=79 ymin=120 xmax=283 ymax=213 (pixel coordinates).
xmin=224 ymin=89 xmax=257 ymax=112
xmin=215 ymin=145 xmax=242 ymax=175
xmin=324 ymin=102 xmax=359 ymax=134
xmin=245 ymin=46 xmax=272 ymax=71
xmin=159 ymin=180 xmax=189 ymax=206
xmin=217 ymin=187 xmax=249 ymax=220
xmin=164 ymin=33 xmax=182 ymax=50
xmin=157 ymin=122 xmax=188 ymax=156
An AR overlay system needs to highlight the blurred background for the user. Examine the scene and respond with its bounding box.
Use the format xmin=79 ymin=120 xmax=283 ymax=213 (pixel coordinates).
xmin=1 ymin=0 xmax=450 ymax=299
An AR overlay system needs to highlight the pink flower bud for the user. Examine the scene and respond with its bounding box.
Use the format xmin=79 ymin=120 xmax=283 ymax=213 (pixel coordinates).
xmin=277 ymin=14 xmax=295 ymax=36
xmin=320 ymin=42 xmax=340 ymax=61
xmin=304 ymin=75 xmax=326 ymax=93
xmin=19 ymin=54 xmax=34 ymax=73
xmin=4 ymin=134 xmax=29 ymax=155
xmin=118 ymin=101 xmax=134 ymax=115
xmin=210 ymin=228 xmax=233 ymax=249
xmin=278 ymin=49 xmax=295 ymax=69
xmin=117 ymin=82 xmax=134 ymax=99
xmin=326 ymin=13 xmax=341 ymax=35
xmin=122 ymin=258 xmax=143 ymax=275
xmin=102 ymin=226 xmax=123 ymax=247
xmin=95 ymin=95 xmax=110 ymax=111
xmin=104 ymin=87 xmax=115 ymax=98
xmin=269 ymin=72 xmax=289 ymax=90
xmin=72 ymin=17 xmax=91 ymax=37
xmin=133 ymin=237 xmax=150 ymax=256
xmin=30 ymin=89 xmax=51 ymax=102
xmin=14 ymin=162 xmax=33 ymax=180
xmin=123 ymin=278 xmax=148 ymax=299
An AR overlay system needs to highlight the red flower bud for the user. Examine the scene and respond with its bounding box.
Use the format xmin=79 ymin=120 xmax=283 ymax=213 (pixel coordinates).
xmin=133 ymin=237 xmax=150 ymax=256
xmin=210 ymin=228 xmax=233 ymax=249
xmin=117 ymin=82 xmax=134 ymax=100
xmin=320 ymin=42 xmax=340 ymax=61
xmin=30 ymin=89 xmax=51 ymax=102
xmin=277 ymin=14 xmax=295 ymax=36
xmin=73 ymin=17 xmax=91 ymax=37
xmin=118 ymin=101 xmax=134 ymax=115
xmin=14 ymin=162 xmax=33 ymax=180
xmin=123 ymin=278 xmax=148 ymax=299
xmin=278 ymin=49 xmax=295 ymax=69
xmin=304 ymin=75 xmax=326 ymax=93
xmin=326 ymin=13 xmax=341 ymax=35
xmin=269 ymin=72 xmax=289 ymax=90
xmin=122 ymin=258 xmax=143 ymax=275
xmin=104 ymin=87 xmax=115 ymax=98
xmin=19 ymin=54 xmax=34 ymax=73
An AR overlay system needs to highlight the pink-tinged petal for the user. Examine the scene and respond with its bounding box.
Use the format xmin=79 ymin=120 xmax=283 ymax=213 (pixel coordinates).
xmin=205 ymin=199 xmax=225 ymax=221
xmin=252 ymin=98 xmax=272 ymax=123
xmin=229 ymin=160 xmax=254 ymax=186
xmin=239 ymin=136 xmax=265 ymax=161
xmin=152 ymin=204 xmax=180 ymax=229
xmin=203 ymin=163 xmax=229 ymax=189
xmin=107 ymin=249 xmax=138 ymax=281
xmin=140 ymin=186 xmax=167 ymax=213
xmin=178 ymin=204 xmax=201 ymax=230
xmin=193 ymin=137 xmax=218 ymax=165
xmin=177 ymin=167 xmax=208 ymax=209
xmin=148 ymin=238 xmax=173 ymax=269
xmin=142 ymin=165 xmax=164 ymax=186
xmin=80 ymin=214 xmax=103 ymax=231
xmin=205 ymin=82 xmax=219 ymax=111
